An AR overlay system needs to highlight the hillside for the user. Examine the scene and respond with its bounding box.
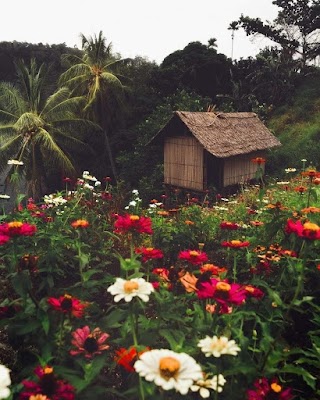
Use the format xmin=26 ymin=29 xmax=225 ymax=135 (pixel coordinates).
xmin=267 ymin=68 xmax=320 ymax=176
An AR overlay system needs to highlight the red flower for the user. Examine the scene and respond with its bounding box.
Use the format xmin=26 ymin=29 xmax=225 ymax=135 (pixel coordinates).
xmin=47 ymin=294 xmax=88 ymax=318
xmin=0 ymin=221 xmax=37 ymax=237
xmin=244 ymin=285 xmax=264 ymax=299
xmin=115 ymin=347 xmax=149 ymax=372
xmin=114 ymin=214 xmax=153 ymax=235
xmin=0 ymin=234 xmax=10 ymax=245
xmin=220 ymin=221 xmax=240 ymax=230
xmin=20 ymin=365 xmax=75 ymax=400
xmin=178 ymin=250 xmax=208 ymax=265
xmin=247 ymin=377 xmax=293 ymax=400
xmin=285 ymin=219 xmax=320 ymax=240
xmin=251 ymin=157 xmax=266 ymax=165
xmin=221 ymin=240 xmax=250 ymax=248
xmin=135 ymin=247 xmax=164 ymax=262
xmin=70 ymin=326 xmax=110 ymax=358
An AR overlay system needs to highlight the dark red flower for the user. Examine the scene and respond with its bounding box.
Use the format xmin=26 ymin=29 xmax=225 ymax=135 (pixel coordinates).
xmin=251 ymin=157 xmax=266 ymax=165
xmin=220 ymin=221 xmax=240 ymax=230
xmin=114 ymin=214 xmax=153 ymax=235
xmin=178 ymin=250 xmax=208 ymax=265
xmin=247 ymin=377 xmax=293 ymax=400
xmin=135 ymin=247 xmax=164 ymax=262
xmin=47 ymin=294 xmax=88 ymax=318
xmin=20 ymin=365 xmax=75 ymax=400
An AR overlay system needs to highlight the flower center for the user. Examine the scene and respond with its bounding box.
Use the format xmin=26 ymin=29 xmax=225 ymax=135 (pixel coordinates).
xmin=130 ymin=215 xmax=140 ymax=221
xmin=124 ymin=281 xmax=139 ymax=293
xmin=231 ymin=240 xmax=241 ymax=246
xmin=303 ymin=222 xmax=319 ymax=232
xmin=8 ymin=221 xmax=23 ymax=228
xmin=216 ymin=282 xmax=231 ymax=292
xmin=210 ymin=338 xmax=226 ymax=352
xmin=84 ymin=335 xmax=99 ymax=353
xmin=159 ymin=357 xmax=181 ymax=380
xmin=189 ymin=251 xmax=200 ymax=257
xmin=40 ymin=370 xmax=57 ymax=397
xmin=61 ymin=295 xmax=72 ymax=311
xmin=146 ymin=247 xmax=154 ymax=251
xmin=270 ymin=382 xmax=282 ymax=393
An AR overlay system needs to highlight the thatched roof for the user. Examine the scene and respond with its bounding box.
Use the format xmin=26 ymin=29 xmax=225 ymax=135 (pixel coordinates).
xmin=150 ymin=111 xmax=281 ymax=158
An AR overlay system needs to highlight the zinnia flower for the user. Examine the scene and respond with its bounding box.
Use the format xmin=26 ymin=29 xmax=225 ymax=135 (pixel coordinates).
xmin=114 ymin=214 xmax=153 ymax=235
xmin=178 ymin=250 xmax=208 ymax=265
xmin=251 ymin=157 xmax=266 ymax=165
xmin=70 ymin=326 xmax=110 ymax=358
xmin=285 ymin=219 xmax=320 ymax=240
xmin=107 ymin=277 xmax=154 ymax=302
xmin=197 ymin=279 xmax=247 ymax=310
xmin=191 ymin=374 xmax=226 ymax=397
xmin=221 ymin=240 xmax=250 ymax=248
xmin=115 ymin=347 xmax=149 ymax=372
xmin=220 ymin=221 xmax=239 ymax=230
xmin=134 ymin=349 xmax=203 ymax=395
xmin=70 ymin=219 xmax=89 ymax=228
xmin=0 ymin=221 xmax=37 ymax=237
xmin=20 ymin=366 xmax=75 ymax=400
xmin=198 ymin=335 xmax=240 ymax=357
xmin=0 ymin=235 xmax=10 ymax=246
xmin=247 ymin=377 xmax=293 ymax=400
xmin=135 ymin=247 xmax=164 ymax=262
xmin=0 ymin=364 xmax=11 ymax=399
xmin=47 ymin=294 xmax=88 ymax=318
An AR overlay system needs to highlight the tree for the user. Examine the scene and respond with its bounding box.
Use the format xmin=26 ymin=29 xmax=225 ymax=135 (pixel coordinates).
xmin=0 ymin=59 xmax=94 ymax=199
xmin=59 ymin=31 xmax=129 ymax=181
xmin=231 ymin=0 xmax=320 ymax=67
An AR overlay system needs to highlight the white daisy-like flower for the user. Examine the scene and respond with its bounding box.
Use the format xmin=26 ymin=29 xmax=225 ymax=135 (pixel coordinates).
xmin=129 ymin=200 xmax=137 ymax=207
xmin=132 ymin=189 xmax=139 ymax=195
xmin=0 ymin=195 xmax=10 ymax=200
xmin=0 ymin=364 xmax=11 ymax=399
xmin=285 ymin=168 xmax=296 ymax=173
xmin=7 ymin=159 xmax=23 ymax=165
xmin=191 ymin=374 xmax=227 ymax=397
xmin=198 ymin=335 xmax=241 ymax=358
xmin=134 ymin=349 xmax=203 ymax=395
xmin=94 ymin=180 xmax=101 ymax=187
xmin=107 ymin=277 xmax=154 ymax=302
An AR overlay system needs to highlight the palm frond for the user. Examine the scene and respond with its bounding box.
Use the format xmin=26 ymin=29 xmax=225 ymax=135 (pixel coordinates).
xmin=0 ymin=82 xmax=27 ymax=118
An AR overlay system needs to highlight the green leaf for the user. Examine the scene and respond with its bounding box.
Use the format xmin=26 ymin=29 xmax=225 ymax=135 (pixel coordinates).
xmin=280 ymin=365 xmax=316 ymax=390
xmin=158 ymin=329 xmax=185 ymax=351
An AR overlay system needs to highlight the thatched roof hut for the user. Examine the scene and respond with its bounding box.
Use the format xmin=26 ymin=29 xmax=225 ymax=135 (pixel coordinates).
xmin=149 ymin=111 xmax=281 ymax=191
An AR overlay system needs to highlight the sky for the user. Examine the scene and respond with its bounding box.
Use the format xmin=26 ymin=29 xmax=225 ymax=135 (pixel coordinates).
xmin=2 ymin=0 xmax=279 ymax=64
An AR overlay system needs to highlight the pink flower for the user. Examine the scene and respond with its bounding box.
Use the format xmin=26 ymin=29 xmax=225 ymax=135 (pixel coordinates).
xmin=0 ymin=221 xmax=37 ymax=237
xmin=247 ymin=377 xmax=293 ymax=400
xmin=47 ymin=294 xmax=88 ymax=318
xmin=0 ymin=234 xmax=10 ymax=245
xmin=70 ymin=326 xmax=110 ymax=358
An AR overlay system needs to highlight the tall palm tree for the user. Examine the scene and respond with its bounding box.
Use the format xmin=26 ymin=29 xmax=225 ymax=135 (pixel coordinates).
xmin=59 ymin=31 xmax=129 ymax=181
xmin=0 ymin=59 xmax=95 ymax=199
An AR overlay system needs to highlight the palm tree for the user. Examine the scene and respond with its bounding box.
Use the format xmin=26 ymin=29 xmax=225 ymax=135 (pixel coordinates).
xmin=59 ymin=31 xmax=129 ymax=181
xmin=0 ymin=59 xmax=95 ymax=199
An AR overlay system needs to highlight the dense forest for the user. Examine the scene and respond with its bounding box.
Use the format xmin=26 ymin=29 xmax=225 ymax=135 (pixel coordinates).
xmin=0 ymin=0 xmax=319 ymax=200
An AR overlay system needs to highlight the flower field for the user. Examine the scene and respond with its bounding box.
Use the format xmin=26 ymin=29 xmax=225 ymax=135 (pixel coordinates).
xmin=0 ymin=167 xmax=320 ymax=400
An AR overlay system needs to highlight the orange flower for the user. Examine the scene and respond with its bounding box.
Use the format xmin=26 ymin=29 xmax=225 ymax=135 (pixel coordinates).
xmin=179 ymin=271 xmax=198 ymax=293
xmin=71 ymin=219 xmax=89 ymax=228
xmin=251 ymin=157 xmax=266 ymax=165
xmin=294 ymin=185 xmax=307 ymax=193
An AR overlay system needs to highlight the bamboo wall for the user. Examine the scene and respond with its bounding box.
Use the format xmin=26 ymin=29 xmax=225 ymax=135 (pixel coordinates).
xmin=223 ymin=153 xmax=265 ymax=187
xmin=164 ymin=136 xmax=204 ymax=190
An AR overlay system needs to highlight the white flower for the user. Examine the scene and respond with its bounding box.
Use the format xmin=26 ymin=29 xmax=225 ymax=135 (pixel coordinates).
xmin=129 ymin=200 xmax=137 ymax=207
xmin=191 ymin=374 xmax=227 ymax=397
xmin=285 ymin=168 xmax=296 ymax=173
xmin=0 ymin=195 xmax=10 ymax=200
xmin=132 ymin=189 xmax=139 ymax=195
xmin=198 ymin=335 xmax=241 ymax=358
xmin=134 ymin=349 xmax=203 ymax=395
xmin=95 ymin=180 xmax=101 ymax=187
xmin=82 ymin=171 xmax=89 ymax=176
xmin=83 ymin=183 xmax=94 ymax=190
xmin=277 ymin=181 xmax=290 ymax=185
xmin=0 ymin=364 xmax=11 ymax=399
xmin=220 ymin=197 xmax=229 ymax=202
xmin=7 ymin=159 xmax=23 ymax=165
xmin=107 ymin=277 xmax=154 ymax=302
xmin=43 ymin=194 xmax=67 ymax=206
